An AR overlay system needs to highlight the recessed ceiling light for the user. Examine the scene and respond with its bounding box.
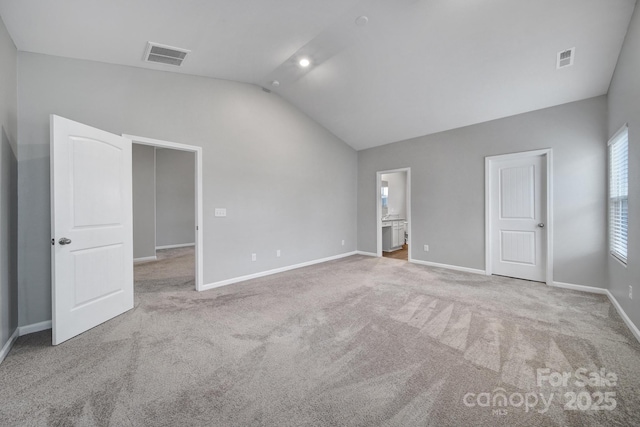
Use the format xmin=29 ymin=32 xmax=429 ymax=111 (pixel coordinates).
xmin=271 ymin=80 xmax=280 ymax=87
xmin=299 ymin=58 xmax=311 ymax=68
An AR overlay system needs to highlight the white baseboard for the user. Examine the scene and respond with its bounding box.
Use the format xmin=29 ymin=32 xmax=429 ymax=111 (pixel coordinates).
xmin=550 ymin=281 xmax=638 ymax=344
xmin=18 ymin=320 xmax=52 ymax=336
xmin=356 ymin=251 xmax=377 ymax=257
xmin=1 ymin=320 xmax=53 ymax=364
xmin=606 ymin=290 xmax=640 ymax=343
xmin=134 ymin=256 xmax=157 ymax=263
xmin=550 ymin=281 xmax=608 ymax=294
xmin=409 ymin=258 xmax=486 ymax=275
xmin=201 ymin=251 xmax=358 ymax=292
xmin=0 ymin=328 xmax=19 ymax=364
xmin=156 ymin=243 xmax=195 ymax=250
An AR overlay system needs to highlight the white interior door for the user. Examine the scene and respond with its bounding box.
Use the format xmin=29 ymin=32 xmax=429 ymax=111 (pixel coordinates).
xmin=50 ymin=115 xmax=133 ymax=345
xmin=490 ymin=154 xmax=546 ymax=282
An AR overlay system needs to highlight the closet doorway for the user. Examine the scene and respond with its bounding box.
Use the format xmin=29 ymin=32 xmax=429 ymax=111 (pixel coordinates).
xmin=127 ymin=135 xmax=203 ymax=291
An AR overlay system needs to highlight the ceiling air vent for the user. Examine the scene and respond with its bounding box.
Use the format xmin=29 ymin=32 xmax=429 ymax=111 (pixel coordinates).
xmin=556 ymin=47 xmax=575 ymax=69
xmin=144 ymin=42 xmax=190 ymax=66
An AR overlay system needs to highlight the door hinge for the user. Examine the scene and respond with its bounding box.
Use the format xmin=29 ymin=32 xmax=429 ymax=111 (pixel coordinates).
xmin=51 ymin=238 xmax=55 ymax=246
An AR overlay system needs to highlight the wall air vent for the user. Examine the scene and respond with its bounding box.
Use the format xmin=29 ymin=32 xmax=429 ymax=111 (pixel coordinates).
xmin=556 ymin=47 xmax=575 ymax=69
xmin=144 ymin=42 xmax=190 ymax=66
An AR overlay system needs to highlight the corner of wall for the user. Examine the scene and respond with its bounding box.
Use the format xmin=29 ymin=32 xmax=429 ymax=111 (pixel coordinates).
xmin=0 ymin=10 xmax=19 ymax=361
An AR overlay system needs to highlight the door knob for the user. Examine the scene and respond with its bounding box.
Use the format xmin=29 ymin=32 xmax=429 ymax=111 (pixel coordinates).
xmin=537 ymin=223 xmax=545 ymax=228
xmin=58 ymin=237 xmax=72 ymax=245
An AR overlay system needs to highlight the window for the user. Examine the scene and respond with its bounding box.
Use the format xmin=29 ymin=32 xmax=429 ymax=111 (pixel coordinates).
xmin=609 ymin=125 xmax=629 ymax=264
xmin=381 ymin=185 xmax=388 ymax=208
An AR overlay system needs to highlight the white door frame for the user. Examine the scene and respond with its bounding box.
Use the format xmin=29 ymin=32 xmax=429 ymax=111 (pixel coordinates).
xmin=485 ymin=149 xmax=553 ymax=285
xmin=124 ymin=134 xmax=204 ymax=291
xmin=376 ymin=168 xmax=411 ymax=257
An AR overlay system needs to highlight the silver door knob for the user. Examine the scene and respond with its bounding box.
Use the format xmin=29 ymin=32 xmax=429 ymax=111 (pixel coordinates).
xmin=58 ymin=237 xmax=72 ymax=245
xmin=537 ymin=223 xmax=545 ymax=228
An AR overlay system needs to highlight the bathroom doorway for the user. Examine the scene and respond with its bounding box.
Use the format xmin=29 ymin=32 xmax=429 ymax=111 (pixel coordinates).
xmin=376 ymin=168 xmax=411 ymax=261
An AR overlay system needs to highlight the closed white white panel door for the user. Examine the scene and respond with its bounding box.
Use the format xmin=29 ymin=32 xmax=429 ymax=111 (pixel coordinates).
xmin=491 ymin=155 xmax=546 ymax=282
xmin=51 ymin=115 xmax=133 ymax=345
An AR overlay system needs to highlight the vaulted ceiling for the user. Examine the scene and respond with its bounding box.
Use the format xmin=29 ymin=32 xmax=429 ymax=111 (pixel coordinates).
xmin=0 ymin=0 xmax=636 ymax=150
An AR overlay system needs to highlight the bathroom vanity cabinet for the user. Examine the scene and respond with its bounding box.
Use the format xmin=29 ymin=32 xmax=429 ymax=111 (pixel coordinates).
xmin=382 ymin=220 xmax=405 ymax=252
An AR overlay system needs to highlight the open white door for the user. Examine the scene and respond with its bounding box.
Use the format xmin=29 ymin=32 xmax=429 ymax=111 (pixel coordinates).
xmin=489 ymin=152 xmax=547 ymax=282
xmin=50 ymin=115 xmax=133 ymax=345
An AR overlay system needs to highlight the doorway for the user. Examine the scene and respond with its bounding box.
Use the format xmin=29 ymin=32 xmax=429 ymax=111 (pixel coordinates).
xmin=376 ymin=168 xmax=411 ymax=260
xmin=125 ymin=134 xmax=204 ymax=291
xmin=485 ymin=149 xmax=552 ymax=284
xmin=50 ymin=117 xmax=204 ymax=344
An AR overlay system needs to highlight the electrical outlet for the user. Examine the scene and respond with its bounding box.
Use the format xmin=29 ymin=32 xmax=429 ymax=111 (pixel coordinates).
xmin=629 ymin=285 xmax=633 ymax=300
xmin=214 ymin=208 xmax=227 ymax=217
xmin=276 ymin=249 xmax=281 ymax=257
xmin=251 ymin=253 xmax=256 ymax=262
xmin=424 ymin=244 xmax=429 ymax=252
xmin=341 ymin=240 xmax=345 ymax=246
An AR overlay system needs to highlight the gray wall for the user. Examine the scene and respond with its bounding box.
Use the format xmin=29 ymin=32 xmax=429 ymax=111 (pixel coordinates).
xmin=155 ymin=148 xmax=195 ymax=248
xmin=133 ymin=145 xmax=196 ymax=258
xmin=132 ymin=144 xmax=156 ymax=259
xmin=608 ymin=2 xmax=640 ymax=330
xmin=0 ymin=15 xmax=18 ymax=353
xmin=381 ymin=172 xmax=407 ymax=219
xmin=17 ymin=53 xmax=357 ymax=326
xmin=358 ymin=96 xmax=608 ymax=288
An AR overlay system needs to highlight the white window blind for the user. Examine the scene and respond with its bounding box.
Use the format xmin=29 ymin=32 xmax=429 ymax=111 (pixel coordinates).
xmin=609 ymin=125 xmax=629 ymax=263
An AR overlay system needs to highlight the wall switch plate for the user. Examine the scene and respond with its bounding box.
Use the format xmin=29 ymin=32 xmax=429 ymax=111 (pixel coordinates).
xmin=214 ymin=208 xmax=227 ymax=217
xmin=276 ymin=250 xmax=281 ymax=257
xmin=341 ymin=240 xmax=345 ymax=246
xmin=424 ymin=244 xmax=429 ymax=252
xmin=629 ymin=285 xmax=633 ymax=299
xmin=251 ymin=253 xmax=256 ymax=262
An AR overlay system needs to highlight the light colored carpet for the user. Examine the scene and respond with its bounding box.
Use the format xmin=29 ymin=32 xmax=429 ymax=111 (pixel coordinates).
xmin=134 ymin=246 xmax=196 ymax=291
xmin=1 ymin=252 xmax=639 ymax=426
